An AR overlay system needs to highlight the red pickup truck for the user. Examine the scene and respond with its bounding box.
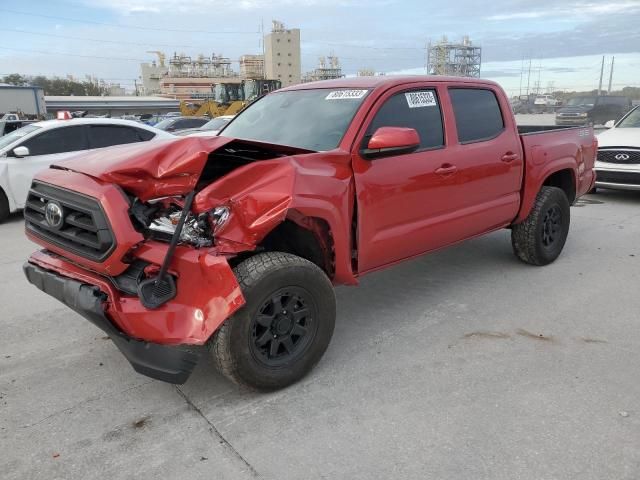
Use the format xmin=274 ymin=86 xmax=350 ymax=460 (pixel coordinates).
xmin=23 ymin=77 xmax=596 ymax=390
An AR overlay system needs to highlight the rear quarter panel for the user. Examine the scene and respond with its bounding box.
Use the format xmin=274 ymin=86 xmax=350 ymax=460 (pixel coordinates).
xmin=515 ymin=126 xmax=596 ymax=223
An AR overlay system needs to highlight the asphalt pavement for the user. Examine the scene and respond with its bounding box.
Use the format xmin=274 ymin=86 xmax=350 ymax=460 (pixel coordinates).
xmin=2 ymin=187 xmax=640 ymax=479
xmin=2 ymin=117 xmax=639 ymax=479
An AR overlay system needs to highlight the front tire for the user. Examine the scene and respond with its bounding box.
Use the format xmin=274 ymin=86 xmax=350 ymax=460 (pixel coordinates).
xmin=209 ymin=252 xmax=336 ymax=390
xmin=511 ymin=186 xmax=570 ymax=266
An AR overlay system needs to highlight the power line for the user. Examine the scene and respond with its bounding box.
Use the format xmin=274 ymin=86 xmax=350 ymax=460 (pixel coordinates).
xmin=0 ymin=46 xmax=249 ymax=63
xmin=5 ymin=28 xmax=213 ymax=49
xmin=0 ymin=8 xmax=259 ymax=34
xmin=0 ymin=46 xmax=145 ymax=62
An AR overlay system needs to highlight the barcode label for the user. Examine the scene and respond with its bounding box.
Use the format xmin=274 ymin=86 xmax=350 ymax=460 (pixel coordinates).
xmin=405 ymin=91 xmax=437 ymax=108
xmin=325 ymin=90 xmax=368 ymax=100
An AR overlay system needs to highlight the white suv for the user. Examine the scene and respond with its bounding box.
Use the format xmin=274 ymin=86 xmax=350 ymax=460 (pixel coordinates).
xmin=0 ymin=118 xmax=173 ymax=221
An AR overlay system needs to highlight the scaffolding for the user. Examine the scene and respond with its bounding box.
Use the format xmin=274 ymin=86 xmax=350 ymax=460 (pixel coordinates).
xmin=168 ymin=52 xmax=235 ymax=78
xmin=427 ymin=36 xmax=481 ymax=77
xmin=302 ymin=55 xmax=343 ymax=82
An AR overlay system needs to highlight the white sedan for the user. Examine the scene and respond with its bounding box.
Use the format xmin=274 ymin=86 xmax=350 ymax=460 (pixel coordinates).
xmin=595 ymin=106 xmax=640 ymax=191
xmin=0 ymin=117 xmax=173 ymax=221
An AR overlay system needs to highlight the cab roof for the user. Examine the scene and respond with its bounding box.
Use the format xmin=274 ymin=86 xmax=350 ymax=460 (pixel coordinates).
xmin=280 ymin=75 xmax=500 ymax=92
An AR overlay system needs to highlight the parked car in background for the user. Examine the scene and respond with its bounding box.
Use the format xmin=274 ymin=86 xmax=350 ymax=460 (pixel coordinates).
xmin=173 ymin=115 xmax=235 ymax=137
xmin=0 ymin=113 xmax=38 ymax=136
xmin=154 ymin=116 xmax=209 ymax=133
xmin=533 ymin=94 xmax=558 ymax=113
xmin=593 ymin=105 xmax=640 ymax=191
xmin=556 ymin=95 xmax=632 ymax=126
xmin=0 ymin=117 xmax=173 ymax=221
xmin=22 ymin=76 xmax=595 ymax=390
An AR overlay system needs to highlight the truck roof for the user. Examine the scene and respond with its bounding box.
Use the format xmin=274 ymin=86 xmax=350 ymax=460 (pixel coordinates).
xmin=280 ymin=75 xmax=500 ymax=92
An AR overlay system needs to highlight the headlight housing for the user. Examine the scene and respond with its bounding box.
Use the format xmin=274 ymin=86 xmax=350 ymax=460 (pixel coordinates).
xmin=147 ymin=203 xmax=231 ymax=247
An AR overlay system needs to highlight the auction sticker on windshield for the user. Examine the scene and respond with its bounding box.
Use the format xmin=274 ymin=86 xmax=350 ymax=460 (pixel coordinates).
xmin=405 ymin=91 xmax=437 ymax=108
xmin=325 ymin=90 xmax=368 ymax=100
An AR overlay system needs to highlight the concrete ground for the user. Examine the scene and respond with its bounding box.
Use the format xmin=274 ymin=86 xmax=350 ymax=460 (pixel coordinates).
xmin=2 ymin=175 xmax=640 ymax=477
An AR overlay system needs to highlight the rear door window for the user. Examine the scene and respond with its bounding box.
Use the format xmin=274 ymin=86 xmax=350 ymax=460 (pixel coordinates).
xmin=22 ymin=126 xmax=88 ymax=156
xmin=88 ymin=125 xmax=148 ymax=148
xmin=449 ymin=88 xmax=505 ymax=143
xmin=366 ymin=89 xmax=444 ymax=150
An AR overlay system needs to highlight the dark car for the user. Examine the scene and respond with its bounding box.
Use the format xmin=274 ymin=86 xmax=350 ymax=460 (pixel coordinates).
xmin=556 ymin=95 xmax=632 ymax=126
xmin=154 ymin=116 xmax=209 ymax=133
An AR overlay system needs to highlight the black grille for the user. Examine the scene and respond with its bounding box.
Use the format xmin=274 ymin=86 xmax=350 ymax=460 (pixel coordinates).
xmin=596 ymin=170 xmax=640 ymax=185
xmin=598 ymin=149 xmax=640 ymax=164
xmin=24 ymin=181 xmax=115 ymax=261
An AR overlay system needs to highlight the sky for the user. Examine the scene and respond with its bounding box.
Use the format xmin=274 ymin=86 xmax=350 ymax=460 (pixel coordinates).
xmin=1 ymin=0 xmax=639 ymax=95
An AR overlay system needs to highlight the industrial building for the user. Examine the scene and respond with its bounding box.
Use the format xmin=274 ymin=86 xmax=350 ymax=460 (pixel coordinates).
xmin=0 ymin=85 xmax=46 ymax=117
xmin=239 ymin=55 xmax=264 ymax=79
xmin=264 ymin=20 xmax=302 ymax=87
xmin=427 ymin=36 xmax=482 ymax=78
xmin=302 ymin=56 xmax=343 ymax=82
xmin=139 ymin=20 xmax=302 ymax=99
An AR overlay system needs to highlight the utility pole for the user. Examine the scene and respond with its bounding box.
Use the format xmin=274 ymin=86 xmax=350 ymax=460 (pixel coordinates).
xmin=519 ymin=56 xmax=524 ymax=97
xmin=597 ymin=55 xmax=605 ymax=96
xmin=608 ymin=56 xmax=615 ymax=93
xmin=526 ymin=58 xmax=532 ymax=96
xmin=261 ymin=18 xmax=265 ymax=79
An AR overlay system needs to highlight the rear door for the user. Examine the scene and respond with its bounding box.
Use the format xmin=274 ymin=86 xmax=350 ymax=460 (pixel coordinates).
xmin=88 ymin=124 xmax=155 ymax=149
xmin=445 ymin=86 xmax=524 ymax=229
xmin=8 ymin=125 xmax=89 ymax=207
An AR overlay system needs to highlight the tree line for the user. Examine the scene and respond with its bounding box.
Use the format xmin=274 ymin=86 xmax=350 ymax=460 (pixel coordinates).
xmin=1 ymin=74 xmax=111 ymax=96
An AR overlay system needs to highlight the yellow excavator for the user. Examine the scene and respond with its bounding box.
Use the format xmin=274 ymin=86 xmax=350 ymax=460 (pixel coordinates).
xmin=180 ymin=79 xmax=281 ymax=117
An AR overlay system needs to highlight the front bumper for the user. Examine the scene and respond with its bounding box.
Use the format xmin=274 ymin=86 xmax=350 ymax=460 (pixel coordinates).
xmin=595 ymin=164 xmax=640 ymax=191
xmin=24 ymin=246 xmax=245 ymax=384
xmin=24 ymin=262 xmax=201 ymax=384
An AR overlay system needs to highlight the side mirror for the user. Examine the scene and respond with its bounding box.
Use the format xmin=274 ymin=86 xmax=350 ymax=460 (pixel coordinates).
xmin=604 ymin=120 xmax=615 ymax=128
xmin=361 ymin=127 xmax=420 ymax=159
xmin=12 ymin=146 xmax=30 ymax=157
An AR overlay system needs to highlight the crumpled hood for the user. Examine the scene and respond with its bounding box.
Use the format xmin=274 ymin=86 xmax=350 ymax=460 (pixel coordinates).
xmin=52 ymin=136 xmax=235 ymax=201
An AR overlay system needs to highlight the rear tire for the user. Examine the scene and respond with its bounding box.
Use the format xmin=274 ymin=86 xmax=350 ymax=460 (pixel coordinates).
xmin=511 ymin=186 xmax=570 ymax=266
xmin=209 ymin=252 xmax=336 ymax=391
xmin=0 ymin=189 xmax=9 ymax=223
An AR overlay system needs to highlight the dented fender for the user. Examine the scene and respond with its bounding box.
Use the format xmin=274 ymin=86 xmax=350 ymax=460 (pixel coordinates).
xmin=193 ymin=152 xmax=358 ymax=284
xmin=194 ymin=160 xmax=296 ymax=248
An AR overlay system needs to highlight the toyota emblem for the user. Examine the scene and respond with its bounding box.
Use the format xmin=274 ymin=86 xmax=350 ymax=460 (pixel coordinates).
xmin=45 ymin=202 xmax=64 ymax=228
xmin=615 ymin=153 xmax=630 ymax=161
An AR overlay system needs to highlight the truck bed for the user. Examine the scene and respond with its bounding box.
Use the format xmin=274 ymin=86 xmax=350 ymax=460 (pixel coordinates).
xmin=517 ymin=125 xmax=586 ymax=135
xmin=514 ymin=123 xmax=596 ymax=223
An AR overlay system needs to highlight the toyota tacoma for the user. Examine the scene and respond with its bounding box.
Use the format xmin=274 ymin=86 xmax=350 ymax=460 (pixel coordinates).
xmin=23 ymin=77 xmax=597 ymax=390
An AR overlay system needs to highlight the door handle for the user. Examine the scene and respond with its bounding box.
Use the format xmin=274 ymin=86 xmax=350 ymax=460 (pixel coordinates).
xmin=435 ymin=164 xmax=457 ymax=176
xmin=501 ymin=152 xmax=519 ymax=163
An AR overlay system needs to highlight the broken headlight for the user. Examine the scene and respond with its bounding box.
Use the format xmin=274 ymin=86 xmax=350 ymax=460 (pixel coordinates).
xmin=147 ymin=204 xmax=231 ymax=247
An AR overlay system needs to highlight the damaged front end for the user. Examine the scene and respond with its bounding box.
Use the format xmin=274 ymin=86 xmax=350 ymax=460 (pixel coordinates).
xmin=23 ymin=136 xmax=323 ymax=383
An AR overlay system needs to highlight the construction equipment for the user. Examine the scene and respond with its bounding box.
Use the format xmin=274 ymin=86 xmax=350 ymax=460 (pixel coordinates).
xmin=179 ymin=79 xmax=281 ymax=117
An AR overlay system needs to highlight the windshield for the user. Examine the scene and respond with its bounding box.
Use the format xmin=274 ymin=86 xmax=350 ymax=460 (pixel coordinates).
xmin=0 ymin=124 xmax=41 ymax=150
xmin=221 ymin=88 xmax=370 ymax=151
xmin=566 ymin=97 xmax=596 ymax=107
xmin=154 ymin=118 xmax=174 ymax=130
xmin=202 ymin=117 xmax=232 ymax=131
xmin=617 ymin=107 xmax=640 ymax=128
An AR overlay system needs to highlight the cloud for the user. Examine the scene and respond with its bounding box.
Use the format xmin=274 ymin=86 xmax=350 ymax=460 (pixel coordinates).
xmin=485 ymin=1 xmax=640 ymax=21
xmin=81 ymin=0 xmax=376 ymax=14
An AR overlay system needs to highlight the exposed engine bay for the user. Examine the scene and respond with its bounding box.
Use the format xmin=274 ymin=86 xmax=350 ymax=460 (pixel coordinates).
xmin=128 ymin=140 xmax=311 ymax=247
